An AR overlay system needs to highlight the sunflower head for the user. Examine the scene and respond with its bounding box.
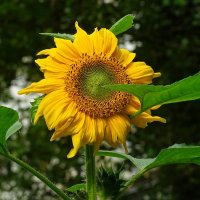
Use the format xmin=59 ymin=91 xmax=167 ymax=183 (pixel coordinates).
xmin=18 ymin=22 xmax=166 ymax=158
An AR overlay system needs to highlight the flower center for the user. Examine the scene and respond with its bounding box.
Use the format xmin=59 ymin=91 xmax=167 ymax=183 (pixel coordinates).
xmin=79 ymin=64 xmax=115 ymax=100
xmin=65 ymin=54 xmax=131 ymax=118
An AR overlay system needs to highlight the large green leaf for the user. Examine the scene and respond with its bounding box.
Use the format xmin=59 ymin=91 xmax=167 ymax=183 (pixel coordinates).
xmin=30 ymin=96 xmax=44 ymax=124
xmin=146 ymin=144 xmax=200 ymax=170
xmin=97 ymin=144 xmax=200 ymax=190
xmin=0 ymin=106 xmax=21 ymax=154
xmin=103 ymin=72 xmax=200 ymax=118
xmin=97 ymin=144 xmax=200 ymax=171
xmin=109 ymin=14 xmax=134 ymax=35
xmin=39 ymin=33 xmax=74 ymax=40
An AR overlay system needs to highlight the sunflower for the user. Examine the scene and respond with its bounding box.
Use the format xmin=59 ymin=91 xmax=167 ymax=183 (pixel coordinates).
xmin=18 ymin=22 xmax=166 ymax=158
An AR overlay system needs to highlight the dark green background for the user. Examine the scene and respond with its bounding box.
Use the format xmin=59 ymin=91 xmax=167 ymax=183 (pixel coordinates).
xmin=0 ymin=0 xmax=200 ymax=199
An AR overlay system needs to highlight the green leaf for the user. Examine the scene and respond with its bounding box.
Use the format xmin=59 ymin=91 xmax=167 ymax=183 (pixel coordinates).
xmin=109 ymin=14 xmax=135 ymax=35
xmin=97 ymin=150 xmax=154 ymax=170
xmin=0 ymin=106 xmax=21 ymax=154
xmin=146 ymin=144 xmax=200 ymax=170
xmin=103 ymin=72 xmax=200 ymax=118
xmin=39 ymin=33 xmax=74 ymax=40
xmin=97 ymin=144 xmax=200 ymax=171
xmin=98 ymin=144 xmax=200 ymax=189
xmin=30 ymin=96 xmax=44 ymax=124
xmin=6 ymin=121 xmax=22 ymax=140
xmin=66 ymin=183 xmax=86 ymax=192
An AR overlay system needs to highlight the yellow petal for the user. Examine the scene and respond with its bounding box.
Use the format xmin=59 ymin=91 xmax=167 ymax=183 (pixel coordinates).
xmin=104 ymin=124 xmax=118 ymax=148
xmin=132 ymin=112 xmax=166 ymax=128
xmin=54 ymin=38 xmax=81 ymax=62
xmin=34 ymin=89 xmax=69 ymax=126
xmin=37 ymin=48 xmax=54 ymax=56
xmin=38 ymin=47 xmax=72 ymax=64
xmin=35 ymin=57 xmax=67 ymax=79
xmin=97 ymin=28 xmax=118 ymax=57
xmin=125 ymin=96 xmax=140 ymax=115
xmin=89 ymin=28 xmax=103 ymax=55
xmin=50 ymin=101 xmax=78 ymax=138
xmin=105 ymin=115 xmax=130 ymax=148
xmin=108 ymin=114 xmax=130 ymax=143
xmin=81 ymin=115 xmax=97 ymax=144
xmin=94 ymin=118 xmax=105 ymax=152
xmin=18 ymin=78 xmax=65 ymax=95
xmin=50 ymin=118 xmax=74 ymax=141
xmin=66 ymin=112 xmax=86 ymax=134
xmin=67 ymin=131 xmax=84 ymax=158
xmin=125 ymin=96 xmax=166 ymax=128
xmin=114 ymin=48 xmax=136 ymax=67
xmin=126 ymin=62 xmax=160 ymax=84
xmin=73 ymin=22 xmax=93 ymax=55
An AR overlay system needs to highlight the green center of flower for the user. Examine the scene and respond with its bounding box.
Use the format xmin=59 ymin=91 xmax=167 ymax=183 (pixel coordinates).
xmin=66 ymin=56 xmax=131 ymax=118
xmin=80 ymin=66 xmax=115 ymax=100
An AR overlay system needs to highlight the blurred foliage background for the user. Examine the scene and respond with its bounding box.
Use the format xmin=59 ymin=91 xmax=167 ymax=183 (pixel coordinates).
xmin=0 ymin=0 xmax=200 ymax=199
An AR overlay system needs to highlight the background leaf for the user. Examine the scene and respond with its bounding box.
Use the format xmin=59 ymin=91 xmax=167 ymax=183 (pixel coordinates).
xmin=39 ymin=33 xmax=74 ymax=40
xmin=0 ymin=106 xmax=21 ymax=154
xmin=109 ymin=14 xmax=134 ymax=35
xmin=104 ymin=72 xmax=200 ymax=117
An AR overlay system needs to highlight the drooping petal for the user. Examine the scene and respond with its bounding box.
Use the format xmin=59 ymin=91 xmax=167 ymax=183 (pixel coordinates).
xmin=50 ymin=102 xmax=79 ymax=140
xmin=38 ymin=47 xmax=73 ymax=65
xmin=34 ymin=89 xmax=70 ymax=126
xmin=132 ymin=112 xmax=166 ymax=128
xmin=94 ymin=118 xmax=106 ymax=152
xmin=125 ymin=96 xmax=166 ymax=128
xmin=67 ymin=131 xmax=84 ymax=158
xmin=126 ymin=62 xmax=161 ymax=84
xmin=109 ymin=114 xmax=130 ymax=143
xmin=105 ymin=114 xmax=130 ymax=149
xmin=82 ymin=115 xmax=97 ymax=144
xmin=35 ymin=57 xmax=68 ymax=79
xmin=18 ymin=78 xmax=65 ymax=95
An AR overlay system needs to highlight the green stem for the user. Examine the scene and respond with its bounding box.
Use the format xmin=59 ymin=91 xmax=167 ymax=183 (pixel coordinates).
xmin=3 ymin=153 xmax=71 ymax=200
xmin=0 ymin=143 xmax=9 ymax=154
xmin=85 ymin=145 xmax=96 ymax=200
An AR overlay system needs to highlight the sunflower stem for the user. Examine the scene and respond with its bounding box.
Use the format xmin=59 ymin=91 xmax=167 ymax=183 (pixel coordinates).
xmin=85 ymin=145 xmax=96 ymax=200
xmin=3 ymin=153 xmax=70 ymax=200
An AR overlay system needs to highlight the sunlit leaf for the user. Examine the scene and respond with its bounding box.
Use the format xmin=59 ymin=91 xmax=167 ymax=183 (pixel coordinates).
xmin=109 ymin=14 xmax=134 ymax=35
xmin=0 ymin=106 xmax=21 ymax=154
xmin=39 ymin=33 xmax=74 ymax=40
xmin=104 ymin=72 xmax=200 ymax=118
xmin=30 ymin=96 xmax=44 ymax=124
xmin=6 ymin=121 xmax=22 ymax=140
